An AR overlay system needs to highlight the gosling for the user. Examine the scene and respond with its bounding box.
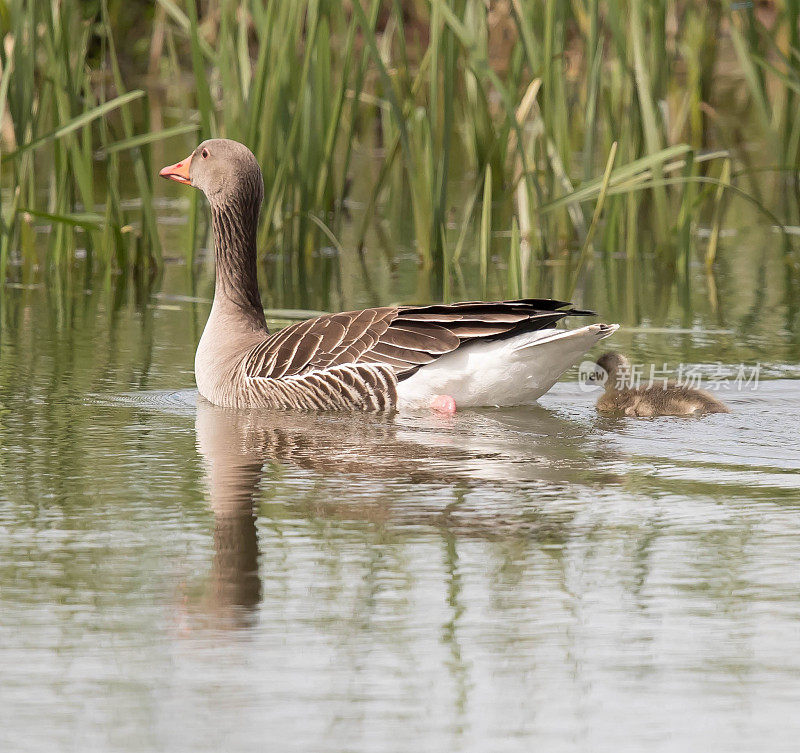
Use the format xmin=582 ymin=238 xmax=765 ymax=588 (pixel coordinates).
xmin=591 ymin=351 xmax=730 ymax=417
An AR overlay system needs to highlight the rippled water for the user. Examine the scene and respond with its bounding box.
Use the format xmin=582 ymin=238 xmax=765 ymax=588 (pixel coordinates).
xmin=1 ymin=278 xmax=800 ymax=752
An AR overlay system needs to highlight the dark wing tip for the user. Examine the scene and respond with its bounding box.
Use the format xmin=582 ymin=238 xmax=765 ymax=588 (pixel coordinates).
xmin=516 ymin=299 xmax=597 ymax=316
xmin=565 ymin=307 xmax=597 ymax=316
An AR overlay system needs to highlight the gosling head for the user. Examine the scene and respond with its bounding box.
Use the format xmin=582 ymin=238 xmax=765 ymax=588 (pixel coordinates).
xmin=159 ymin=138 xmax=263 ymax=209
xmin=592 ymin=351 xmax=631 ymax=388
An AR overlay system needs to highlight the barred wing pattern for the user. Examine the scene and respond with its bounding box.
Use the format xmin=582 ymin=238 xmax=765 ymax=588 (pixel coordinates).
xmin=241 ymin=299 xmax=592 ymax=411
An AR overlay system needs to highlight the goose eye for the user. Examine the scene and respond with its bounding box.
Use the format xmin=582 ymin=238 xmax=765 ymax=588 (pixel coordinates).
xmin=201 ymin=148 xmax=209 ymax=159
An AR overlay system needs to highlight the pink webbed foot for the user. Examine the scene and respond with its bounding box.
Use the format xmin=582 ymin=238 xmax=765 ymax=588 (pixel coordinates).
xmin=430 ymin=394 xmax=457 ymax=415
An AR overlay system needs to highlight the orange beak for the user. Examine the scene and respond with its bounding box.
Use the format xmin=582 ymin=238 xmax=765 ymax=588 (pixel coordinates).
xmin=159 ymin=154 xmax=192 ymax=185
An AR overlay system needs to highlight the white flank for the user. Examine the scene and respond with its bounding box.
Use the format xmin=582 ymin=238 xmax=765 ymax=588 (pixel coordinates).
xmin=396 ymin=323 xmax=619 ymax=409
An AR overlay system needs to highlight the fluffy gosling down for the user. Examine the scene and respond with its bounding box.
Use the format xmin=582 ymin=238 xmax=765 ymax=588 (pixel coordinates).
xmin=590 ymin=352 xmax=730 ymax=417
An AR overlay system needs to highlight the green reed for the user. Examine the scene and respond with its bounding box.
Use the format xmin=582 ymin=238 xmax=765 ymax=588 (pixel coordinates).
xmin=2 ymin=0 xmax=798 ymax=298
xmin=0 ymin=0 xmax=194 ymax=279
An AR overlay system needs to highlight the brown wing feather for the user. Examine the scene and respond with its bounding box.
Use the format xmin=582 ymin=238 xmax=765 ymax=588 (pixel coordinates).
xmin=368 ymin=299 xmax=594 ymax=379
xmin=243 ymin=307 xmax=397 ymax=380
xmin=240 ymin=308 xmax=398 ymax=410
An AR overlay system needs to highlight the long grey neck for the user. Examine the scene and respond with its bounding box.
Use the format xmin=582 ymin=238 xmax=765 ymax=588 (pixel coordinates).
xmin=209 ymin=192 xmax=267 ymax=332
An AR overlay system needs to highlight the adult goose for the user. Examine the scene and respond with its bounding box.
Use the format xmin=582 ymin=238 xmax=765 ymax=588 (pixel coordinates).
xmin=160 ymin=139 xmax=617 ymax=412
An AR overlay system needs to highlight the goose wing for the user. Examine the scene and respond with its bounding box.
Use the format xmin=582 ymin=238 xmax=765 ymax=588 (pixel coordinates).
xmin=242 ymin=306 xmax=402 ymax=410
xmin=366 ymin=298 xmax=593 ymax=379
xmin=241 ymin=299 xmax=592 ymax=409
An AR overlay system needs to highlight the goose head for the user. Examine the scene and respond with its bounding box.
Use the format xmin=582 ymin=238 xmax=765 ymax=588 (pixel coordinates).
xmin=593 ymin=351 xmax=631 ymax=388
xmin=159 ymin=138 xmax=263 ymax=208
xmin=160 ymin=139 xmax=266 ymax=322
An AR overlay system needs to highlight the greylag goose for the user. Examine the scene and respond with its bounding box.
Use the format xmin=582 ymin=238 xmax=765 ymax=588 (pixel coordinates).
xmin=160 ymin=139 xmax=618 ymax=412
xmin=592 ymin=351 xmax=730 ymax=416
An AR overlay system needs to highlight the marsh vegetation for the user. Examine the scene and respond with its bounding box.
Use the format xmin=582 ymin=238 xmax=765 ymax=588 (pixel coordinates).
xmin=1 ymin=0 xmax=799 ymax=309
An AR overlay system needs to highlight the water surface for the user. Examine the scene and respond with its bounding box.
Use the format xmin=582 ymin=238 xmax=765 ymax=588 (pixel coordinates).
xmin=1 ymin=275 xmax=799 ymax=752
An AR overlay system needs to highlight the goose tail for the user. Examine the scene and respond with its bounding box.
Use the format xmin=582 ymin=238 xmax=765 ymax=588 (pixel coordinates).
xmin=396 ymin=323 xmax=619 ymax=409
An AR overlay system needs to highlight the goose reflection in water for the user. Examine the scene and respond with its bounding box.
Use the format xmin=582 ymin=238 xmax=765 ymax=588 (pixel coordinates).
xmin=194 ymin=401 xmax=263 ymax=628
xmin=191 ymin=398 xmax=622 ymax=629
